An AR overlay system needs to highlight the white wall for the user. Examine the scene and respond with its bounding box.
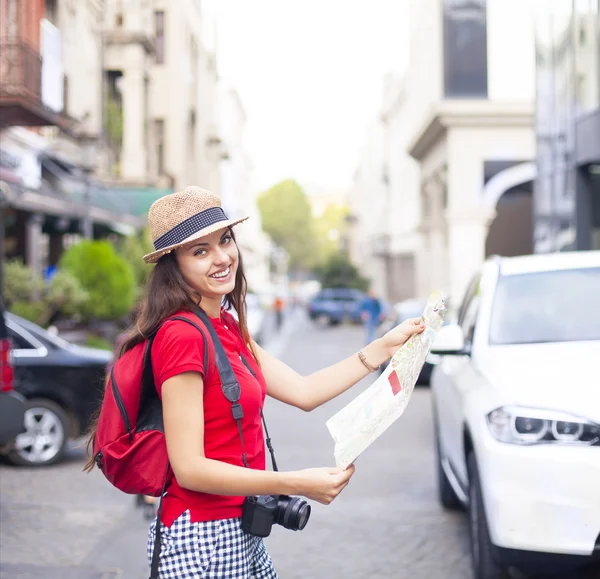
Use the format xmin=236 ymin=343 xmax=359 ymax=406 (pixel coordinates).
xmin=58 ymin=0 xmax=105 ymax=134
xmin=487 ymin=0 xmax=536 ymax=102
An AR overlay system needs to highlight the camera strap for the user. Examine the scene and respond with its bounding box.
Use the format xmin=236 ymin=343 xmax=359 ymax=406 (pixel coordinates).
xmin=240 ymin=356 xmax=279 ymax=472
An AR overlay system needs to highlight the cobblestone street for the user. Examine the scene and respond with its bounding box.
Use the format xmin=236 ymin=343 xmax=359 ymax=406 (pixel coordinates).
xmin=1 ymin=311 xmax=598 ymax=578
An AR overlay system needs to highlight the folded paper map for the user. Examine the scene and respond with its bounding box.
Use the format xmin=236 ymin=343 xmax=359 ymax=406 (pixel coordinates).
xmin=326 ymin=291 xmax=447 ymax=469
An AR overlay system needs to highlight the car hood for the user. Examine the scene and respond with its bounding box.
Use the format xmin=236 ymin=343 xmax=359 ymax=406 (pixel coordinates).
xmin=478 ymin=341 xmax=600 ymax=422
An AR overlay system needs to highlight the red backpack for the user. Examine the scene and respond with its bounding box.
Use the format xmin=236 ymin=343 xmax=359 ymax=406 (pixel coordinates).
xmin=92 ymin=314 xmax=209 ymax=496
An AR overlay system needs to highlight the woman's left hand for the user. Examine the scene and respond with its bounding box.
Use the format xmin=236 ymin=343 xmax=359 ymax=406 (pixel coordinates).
xmin=380 ymin=317 xmax=426 ymax=359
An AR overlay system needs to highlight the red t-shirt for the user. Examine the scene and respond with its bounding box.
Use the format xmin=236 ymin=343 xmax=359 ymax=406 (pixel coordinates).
xmin=151 ymin=309 xmax=267 ymax=526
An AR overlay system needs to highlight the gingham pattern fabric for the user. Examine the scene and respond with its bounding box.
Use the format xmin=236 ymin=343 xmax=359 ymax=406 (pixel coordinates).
xmin=153 ymin=207 xmax=228 ymax=250
xmin=147 ymin=510 xmax=279 ymax=578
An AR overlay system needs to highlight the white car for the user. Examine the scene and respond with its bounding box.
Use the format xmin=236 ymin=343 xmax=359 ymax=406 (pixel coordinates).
xmin=229 ymin=293 xmax=267 ymax=345
xmin=431 ymin=251 xmax=600 ymax=579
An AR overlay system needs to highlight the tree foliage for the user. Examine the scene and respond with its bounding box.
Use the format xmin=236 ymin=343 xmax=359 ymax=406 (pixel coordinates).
xmin=115 ymin=227 xmax=154 ymax=298
xmin=60 ymin=240 xmax=135 ymax=320
xmin=4 ymin=259 xmax=45 ymax=306
xmin=257 ymin=180 xmax=317 ymax=271
xmin=4 ymin=259 xmax=88 ymax=325
xmin=314 ymin=253 xmax=369 ymax=291
xmin=312 ymin=203 xmax=351 ymax=268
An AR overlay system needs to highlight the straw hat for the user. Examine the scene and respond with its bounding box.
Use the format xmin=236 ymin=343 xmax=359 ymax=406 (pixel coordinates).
xmin=142 ymin=186 xmax=248 ymax=263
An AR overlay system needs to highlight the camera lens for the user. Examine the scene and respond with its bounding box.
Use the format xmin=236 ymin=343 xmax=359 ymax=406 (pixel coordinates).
xmin=276 ymin=495 xmax=311 ymax=531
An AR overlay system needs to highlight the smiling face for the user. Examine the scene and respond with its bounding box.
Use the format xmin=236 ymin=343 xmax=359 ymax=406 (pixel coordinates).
xmin=174 ymin=228 xmax=239 ymax=311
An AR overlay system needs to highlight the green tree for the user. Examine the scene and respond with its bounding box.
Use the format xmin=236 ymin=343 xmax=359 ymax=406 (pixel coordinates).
xmin=115 ymin=227 xmax=154 ymax=298
xmin=4 ymin=259 xmax=45 ymax=306
xmin=313 ymin=203 xmax=351 ymax=267
xmin=45 ymin=270 xmax=89 ymax=319
xmin=60 ymin=240 xmax=135 ymax=320
xmin=257 ymin=180 xmax=317 ymax=271
xmin=314 ymin=252 xmax=369 ymax=291
xmin=3 ymin=259 xmax=88 ymax=325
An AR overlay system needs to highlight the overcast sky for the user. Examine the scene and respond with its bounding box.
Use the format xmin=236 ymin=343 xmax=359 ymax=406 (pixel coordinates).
xmin=203 ymin=0 xmax=409 ymax=196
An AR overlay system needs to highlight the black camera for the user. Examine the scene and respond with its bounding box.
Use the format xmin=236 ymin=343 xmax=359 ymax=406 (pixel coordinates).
xmin=241 ymin=494 xmax=311 ymax=537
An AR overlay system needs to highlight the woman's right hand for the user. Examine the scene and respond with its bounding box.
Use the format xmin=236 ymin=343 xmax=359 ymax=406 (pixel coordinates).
xmin=292 ymin=465 xmax=356 ymax=505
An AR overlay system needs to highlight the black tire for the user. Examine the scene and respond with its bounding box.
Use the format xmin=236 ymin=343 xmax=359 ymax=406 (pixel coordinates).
xmin=434 ymin=422 xmax=461 ymax=510
xmin=5 ymin=398 xmax=69 ymax=467
xmin=467 ymin=453 xmax=510 ymax=579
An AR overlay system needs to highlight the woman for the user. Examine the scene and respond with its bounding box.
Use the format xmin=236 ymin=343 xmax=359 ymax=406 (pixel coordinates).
xmin=85 ymin=186 xmax=425 ymax=578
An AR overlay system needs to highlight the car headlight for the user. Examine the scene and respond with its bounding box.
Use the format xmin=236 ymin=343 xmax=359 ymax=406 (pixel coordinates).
xmin=486 ymin=406 xmax=600 ymax=446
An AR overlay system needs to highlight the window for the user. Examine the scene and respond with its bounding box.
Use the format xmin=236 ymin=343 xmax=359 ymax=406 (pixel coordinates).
xmin=8 ymin=328 xmax=35 ymax=350
xmin=457 ymin=273 xmax=481 ymax=344
xmin=489 ymin=269 xmax=600 ymax=344
xmin=45 ymin=0 xmax=58 ymax=25
xmin=155 ymin=11 xmax=165 ymax=64
xmin=155 ymin=119 xmax=165 ymax=175
xmin=443 ymin=0 xmax=488 ymax=98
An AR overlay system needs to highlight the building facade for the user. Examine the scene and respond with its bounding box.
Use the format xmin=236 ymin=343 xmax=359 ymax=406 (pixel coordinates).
xmin=533 ymin=0 xmax=600 ymax=252
xmin=147 ymin=0 xmax=221 ymax=192
xmin=1 ymin=0 xmax=227 ymax=283
xmin=0 ymin=0 xmax=145 ymax=284
xmin=350 ymin=0 xmax=537 ymax=308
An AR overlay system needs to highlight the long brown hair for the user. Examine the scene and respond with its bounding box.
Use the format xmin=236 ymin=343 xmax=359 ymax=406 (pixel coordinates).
xmin=83 ymin=229 xmax=255 ymax=471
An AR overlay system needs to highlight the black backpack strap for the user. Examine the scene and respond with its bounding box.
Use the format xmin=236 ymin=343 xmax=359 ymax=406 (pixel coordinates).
xmin=192 ymin=307 xmax=241 ymax=403
xmin=240 ymin=354 xmax=279 ymax=473
xmin=191 ymin=307 xmax=249 ymax=467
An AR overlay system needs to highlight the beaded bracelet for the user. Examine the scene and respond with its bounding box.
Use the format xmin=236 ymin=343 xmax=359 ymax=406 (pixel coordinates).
xmin=357 ymin=350 xmax=378 ymax=373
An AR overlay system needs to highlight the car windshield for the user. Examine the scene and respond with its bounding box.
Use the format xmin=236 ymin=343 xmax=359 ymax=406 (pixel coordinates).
xmin=318 ymin=289 xmax=361 ymax=301
xmin=489 ymin=267 xmax=600 ymax=344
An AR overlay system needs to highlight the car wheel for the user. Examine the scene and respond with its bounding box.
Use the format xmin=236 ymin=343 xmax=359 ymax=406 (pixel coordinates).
xmin=467 ymin=453 xmax=510 ymax=579
xmin=434 ymin=422 xmax=461 ymax=510
xmin=5 ymin=398 xmax=69 ymax=467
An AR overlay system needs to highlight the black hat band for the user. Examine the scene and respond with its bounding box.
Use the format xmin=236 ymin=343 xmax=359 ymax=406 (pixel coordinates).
xmin=153 ymin=206 xmax=229 ymax=250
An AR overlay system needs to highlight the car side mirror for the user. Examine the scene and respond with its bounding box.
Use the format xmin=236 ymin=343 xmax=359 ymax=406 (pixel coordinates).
xmin=430 ymin=324 xmax=469 ymax=355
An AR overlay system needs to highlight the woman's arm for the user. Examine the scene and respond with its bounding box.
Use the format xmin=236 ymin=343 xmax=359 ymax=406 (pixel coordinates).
xmin=162 ymin=371 xmax=355 ymax=502
xmin=254 ymin=318 xmax=425 ymax=412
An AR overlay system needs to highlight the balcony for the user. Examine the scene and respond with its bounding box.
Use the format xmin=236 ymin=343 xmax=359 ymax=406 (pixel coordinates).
xmin=0 ymin=40 xmax=73 ymax=132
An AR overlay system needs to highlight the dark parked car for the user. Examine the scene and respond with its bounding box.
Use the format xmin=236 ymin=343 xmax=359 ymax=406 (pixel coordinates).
xmin=308 ymin=288 xmax=365 ymax=325
xmin=377 ymin=298 xmax=447 ymax=385
xmin=3 ymin=312 xmax=112 ymax=466
xmin=0 ymin=301 xmax=25 ymax=450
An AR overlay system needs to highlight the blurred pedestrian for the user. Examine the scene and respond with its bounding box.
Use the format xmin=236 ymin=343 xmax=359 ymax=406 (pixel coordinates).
xmin=84 ymin=187 xmax=425 ymax=578
xmin=273 ymin=296 xmax=284 ymax=331
xmin=360 ymin=288 xmax=384 ymax=345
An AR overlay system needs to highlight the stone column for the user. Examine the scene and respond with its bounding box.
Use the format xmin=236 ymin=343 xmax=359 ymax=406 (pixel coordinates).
xmin=445 ymin=207 xmax=496 ymax=306
xmin=120 ymin=66 xmax=148 ymax=181
xmin=25 ymin=213 xmax=44 ymax=278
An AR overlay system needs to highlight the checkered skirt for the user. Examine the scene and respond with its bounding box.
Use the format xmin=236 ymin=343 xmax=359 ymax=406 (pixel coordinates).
xmin=147 ymin=510 xmax=279 ymax=578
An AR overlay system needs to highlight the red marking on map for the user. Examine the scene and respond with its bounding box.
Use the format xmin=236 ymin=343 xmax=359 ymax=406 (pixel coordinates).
xmin=388 ymin=371 xmax=402 ymax=396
